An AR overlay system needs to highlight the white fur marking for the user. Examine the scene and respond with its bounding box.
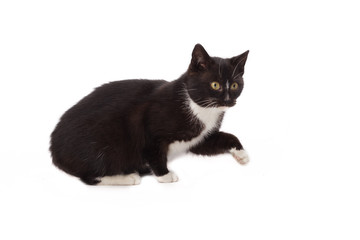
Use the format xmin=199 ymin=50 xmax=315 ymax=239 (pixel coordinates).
xmin=97 ymin=173 xmax=141 ymax=185
xmin=230 ymin=148 xmax=250 ymax=165
xmin=167 ymin=97 xmax=226 ymax=159
xmin=218 ymin=106 xmax=229 ymax=111
xmin=156 ymin=171 xmax=179 ymax=183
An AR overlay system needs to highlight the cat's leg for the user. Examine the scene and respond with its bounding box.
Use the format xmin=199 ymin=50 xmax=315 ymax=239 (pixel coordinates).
xmin=96 ymin=173 xmax=141 ymax=186
xmin=145 ymin=145 xmax=179 ymax=183
xmin=137 ymin=164 xmax=152 ymax=176
xmin=190 ymin=131 xmax=249 ymax=165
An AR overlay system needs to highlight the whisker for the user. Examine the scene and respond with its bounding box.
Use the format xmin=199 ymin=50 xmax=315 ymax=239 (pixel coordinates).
xmin=196 ymin=98 xmax=219 ymax=109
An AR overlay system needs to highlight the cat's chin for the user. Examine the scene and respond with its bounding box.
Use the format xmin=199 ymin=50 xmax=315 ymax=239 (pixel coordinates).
xmin=218 ymin=106 xmax=230 ymax=111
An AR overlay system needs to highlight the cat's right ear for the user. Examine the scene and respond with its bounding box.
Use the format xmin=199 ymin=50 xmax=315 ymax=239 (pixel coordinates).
xmin=189 ymin=44 xmax=211 ymax=72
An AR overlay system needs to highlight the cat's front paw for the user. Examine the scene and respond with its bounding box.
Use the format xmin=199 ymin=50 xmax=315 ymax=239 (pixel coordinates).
xmin=230 ymin=148 xmax=250 ymax=165
xmin=156 ymin=171 xmax=179 ymax=183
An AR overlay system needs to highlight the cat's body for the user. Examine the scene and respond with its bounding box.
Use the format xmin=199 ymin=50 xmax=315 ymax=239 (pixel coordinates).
xmin=50 ymin=44 xmax=249 ymax=185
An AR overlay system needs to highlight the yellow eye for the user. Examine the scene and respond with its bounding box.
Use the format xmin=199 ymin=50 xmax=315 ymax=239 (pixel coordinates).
xmin=211 ymin=82 xmax=221 ymax=90
xmin=231 ymin=83 xmax=239 ymax=90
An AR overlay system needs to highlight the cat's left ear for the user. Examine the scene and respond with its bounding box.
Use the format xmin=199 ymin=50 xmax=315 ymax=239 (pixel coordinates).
xmin=230 ymin=50 xmax=250 ymax=77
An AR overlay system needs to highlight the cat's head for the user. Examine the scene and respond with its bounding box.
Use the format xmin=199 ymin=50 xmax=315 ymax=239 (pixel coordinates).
xmin=185 ymin=44 xmax=249 ymax=109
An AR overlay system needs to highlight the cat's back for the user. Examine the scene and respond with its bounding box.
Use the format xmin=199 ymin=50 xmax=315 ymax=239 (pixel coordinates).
xmin=61 ymin=79 xmax=168 ymax=118
xmin=97 ymin=79 xmax=167 ymax=96
xmin=88 ymin=79 xmax=168 ymax=106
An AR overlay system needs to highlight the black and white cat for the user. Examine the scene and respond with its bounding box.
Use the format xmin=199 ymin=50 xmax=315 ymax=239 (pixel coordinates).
xmin=50 ymin=44 xmax=249 ymax=185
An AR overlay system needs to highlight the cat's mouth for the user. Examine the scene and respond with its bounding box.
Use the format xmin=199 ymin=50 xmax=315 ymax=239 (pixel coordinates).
xmin=221 ymin=101 xmax=236 ymax=108
xmin=216 ymin=99 xmax=237 ymax=108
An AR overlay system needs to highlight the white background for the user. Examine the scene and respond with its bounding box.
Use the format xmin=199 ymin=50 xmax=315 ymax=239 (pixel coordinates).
xmin=1 ymin=0 xmax=359 ymax=239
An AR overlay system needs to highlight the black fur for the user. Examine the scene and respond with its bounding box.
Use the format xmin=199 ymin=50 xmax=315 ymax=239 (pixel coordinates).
xmin=50 ymin=44 xmax=249 ymax=184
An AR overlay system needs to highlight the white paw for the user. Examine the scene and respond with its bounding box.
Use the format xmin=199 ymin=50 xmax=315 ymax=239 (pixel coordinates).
xmin=156 ymin=171 xmax=179 ymax=183
xmin=98 ymin=173 xmax=141 ymax=185
xmin=128 ymin=173 xmax=141 ymax=185
xmin=230 ymin=148 xmax=250 ymax=165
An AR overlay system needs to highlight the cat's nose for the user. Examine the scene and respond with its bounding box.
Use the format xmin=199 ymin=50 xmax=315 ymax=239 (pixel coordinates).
xmin=224 ymin=92 xmax=230 ymax=101
xmin=223 ymin=97 xmax=235 ymax=107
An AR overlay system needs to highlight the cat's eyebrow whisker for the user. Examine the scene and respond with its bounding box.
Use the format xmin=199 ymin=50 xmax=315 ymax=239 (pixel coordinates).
xmin=233 ymin=72 xmax=242 ymax=80
xmin=232 ymin=62 xmax=239 ymax=77
xmin=219 ymin=59 xmax=223 ymax=77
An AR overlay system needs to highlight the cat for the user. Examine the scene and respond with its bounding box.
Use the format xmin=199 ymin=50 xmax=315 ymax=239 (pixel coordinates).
xmin=50 ymin=44 xmax=250 ymax=185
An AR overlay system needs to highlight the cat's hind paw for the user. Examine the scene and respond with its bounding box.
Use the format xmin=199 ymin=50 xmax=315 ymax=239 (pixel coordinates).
xmin=97 ymin=173 xmax=141 ymax=185
xmin=230 ymin=148 xmax=250 ymax=165
xmin=156 ymin=171 xmax=179 ymax=183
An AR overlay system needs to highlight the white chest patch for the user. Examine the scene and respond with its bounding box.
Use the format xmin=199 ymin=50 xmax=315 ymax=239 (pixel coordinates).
xmin=167 ymin=97 xmax=226 ymax=159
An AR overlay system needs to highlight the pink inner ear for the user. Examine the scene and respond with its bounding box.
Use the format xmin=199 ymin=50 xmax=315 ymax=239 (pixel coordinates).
xmin=199 ymin=63 xmax=206 ymax=69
